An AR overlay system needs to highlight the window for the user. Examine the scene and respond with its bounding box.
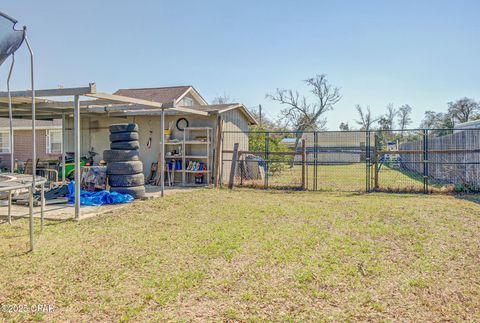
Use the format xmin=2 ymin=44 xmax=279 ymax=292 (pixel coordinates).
xmin=182 ymin=97 xmax=194 ymax=106
xmin=0 ymin=132 xmax=11 ymax=153
xmin=46 ymin=130 xmax=62 ymax=154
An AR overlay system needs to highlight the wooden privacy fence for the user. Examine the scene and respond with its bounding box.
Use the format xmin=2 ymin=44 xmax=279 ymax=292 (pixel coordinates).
xmin=398 ymin=129 xmax=480 ymax=189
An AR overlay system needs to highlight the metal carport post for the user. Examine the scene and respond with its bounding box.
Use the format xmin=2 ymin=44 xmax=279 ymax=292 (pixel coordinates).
xmin=74 ymin=95 xmax=81 ymax=219
xmin=161 ymin=108 xmax=165 ymax=197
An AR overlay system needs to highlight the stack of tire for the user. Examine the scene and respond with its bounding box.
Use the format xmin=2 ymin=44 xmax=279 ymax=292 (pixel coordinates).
xmin=103 ymin=123 xmax=145 ymax=199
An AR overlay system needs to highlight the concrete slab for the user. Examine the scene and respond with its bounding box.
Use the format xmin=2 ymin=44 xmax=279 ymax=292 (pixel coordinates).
xmin=0 ymin=185 xmax=201 ymax=222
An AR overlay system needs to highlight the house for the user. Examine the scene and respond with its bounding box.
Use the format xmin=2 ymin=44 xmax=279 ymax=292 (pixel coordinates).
xmin=281 ymin=132 xmax=374 ymax=164
xmin=64 ymin=85 xmax=257 ymax=183
xmin=454 ymin=119 xmax=480 ymax=132
xmin=0 ymin=118 xmax=62 ymax=170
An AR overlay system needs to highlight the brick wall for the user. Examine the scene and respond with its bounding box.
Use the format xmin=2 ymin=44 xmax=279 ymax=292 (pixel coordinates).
xmin=0 ymin=129 xmax=61 ymax=170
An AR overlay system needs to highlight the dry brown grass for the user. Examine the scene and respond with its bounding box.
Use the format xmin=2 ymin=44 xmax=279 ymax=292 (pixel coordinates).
xmin=1 ymin=189 xmax=479 ymax=321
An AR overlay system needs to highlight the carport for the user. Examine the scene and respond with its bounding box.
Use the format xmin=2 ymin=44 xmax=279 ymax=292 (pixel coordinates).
xmin=0 ymin=83 xmax=207 ymax=220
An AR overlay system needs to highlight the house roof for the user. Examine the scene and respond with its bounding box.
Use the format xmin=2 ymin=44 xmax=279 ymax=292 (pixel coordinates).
xmin=114 ymin=85 xmax=208 ymax=105
xmin=113 ymin=87 xmax=256 ymax=124
xmin=0 ymin=118 xmax=62 ymax=129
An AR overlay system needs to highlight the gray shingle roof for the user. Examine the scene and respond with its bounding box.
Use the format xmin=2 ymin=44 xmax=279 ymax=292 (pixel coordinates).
xmin=114 ymin=86 xmax=191 ymax=104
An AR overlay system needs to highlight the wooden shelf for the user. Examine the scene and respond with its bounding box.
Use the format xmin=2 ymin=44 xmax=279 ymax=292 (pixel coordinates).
xmin=162 ymin=127 xmax=212 ymax=186
xmin=184 ymin=141 xmax=208 ymax=145
xmin=185 ymin=155 xmax=208 ymax=159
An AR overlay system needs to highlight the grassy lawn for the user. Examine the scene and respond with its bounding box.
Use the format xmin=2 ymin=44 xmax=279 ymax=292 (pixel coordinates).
xmin=242 ymin=163 xmax=426 ymax=192
xmin=1 ymin=189 xmax=479 ymax=321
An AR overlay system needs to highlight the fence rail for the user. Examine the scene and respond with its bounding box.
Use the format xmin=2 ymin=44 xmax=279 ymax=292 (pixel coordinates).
xmin=221 ymin=128 xmax=480 ymax=193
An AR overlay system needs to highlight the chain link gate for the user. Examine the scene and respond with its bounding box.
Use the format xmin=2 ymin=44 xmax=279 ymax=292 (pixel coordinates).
xmin=221 ymin=129 xmax=480 ymax=193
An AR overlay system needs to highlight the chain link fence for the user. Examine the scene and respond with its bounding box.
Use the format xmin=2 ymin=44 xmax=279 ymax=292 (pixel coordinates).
xmin=221 ymin=128 xmax=480 ymax=193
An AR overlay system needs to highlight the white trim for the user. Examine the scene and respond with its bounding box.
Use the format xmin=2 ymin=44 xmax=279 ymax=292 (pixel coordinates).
xmin=46 ymin=129 xmax=62 ymax=154
xmin=0 ymin=130 xmax=12 ymax=154
xmin=0 ymin=125 xmax=62 ymax=131
xmin=175 ymin=86 xmax=208 ymax=106
xmin=218 ymin=104 xmax=258 ymax=125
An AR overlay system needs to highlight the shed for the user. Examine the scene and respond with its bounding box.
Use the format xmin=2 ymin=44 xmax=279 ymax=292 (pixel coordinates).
xmin=62 ymin=86 xmax=257 ymax=184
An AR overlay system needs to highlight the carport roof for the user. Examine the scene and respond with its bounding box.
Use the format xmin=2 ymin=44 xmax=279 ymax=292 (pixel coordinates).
xmin=0 ymin=83 xmax=257 ymax=124
xmin=0 ymin=83 xmax=210 ymax=119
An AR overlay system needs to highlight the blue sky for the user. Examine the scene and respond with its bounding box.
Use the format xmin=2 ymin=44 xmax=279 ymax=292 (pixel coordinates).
xmin=1 ymin=0 xmax=479 ymax=129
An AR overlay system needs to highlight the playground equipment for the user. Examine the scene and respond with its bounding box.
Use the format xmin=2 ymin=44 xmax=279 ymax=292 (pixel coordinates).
xmin=0 ymin=11 xmax=44 ymax=251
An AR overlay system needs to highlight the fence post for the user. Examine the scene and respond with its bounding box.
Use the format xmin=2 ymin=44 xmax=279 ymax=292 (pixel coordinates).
xmin=264 ymin=132 xmax=269 ymax=189
xmin=301 ymin=139 xmax=306 ymax=190
xmin=423 ymin=129 xmax=429 ymax=194
xmin=213 ymin=117 xmax=223 ymax=188
xmin=365 ymin=131 xmax=370 ymax=192
xmin=374 ymin=132 xmax=379 ymax=190
xmin=228 ymin=143 xmax=239 ymax=189
xmin=314 ymin=131 xmax=318 ymax=191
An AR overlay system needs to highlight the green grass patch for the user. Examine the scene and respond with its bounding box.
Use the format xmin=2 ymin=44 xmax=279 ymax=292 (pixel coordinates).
xmin=0 ymin=189 xmax=479 ymax=321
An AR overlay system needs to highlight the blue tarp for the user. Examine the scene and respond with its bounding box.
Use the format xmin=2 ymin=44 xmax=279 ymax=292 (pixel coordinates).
xmin=67 ymin=181 xmax=134 ymax=206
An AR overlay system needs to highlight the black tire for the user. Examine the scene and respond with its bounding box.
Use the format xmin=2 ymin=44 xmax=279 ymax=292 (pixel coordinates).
xmin=110 ymin=185 xmax=146 ymax=199
xmin=109 ymin=123 xmax=139 ymax=133
xmin=109 ymin=173 xmax=145 ymax=187
xmin=107 ymin=161 xmax=143 ymax=175
xmin=110 ymin=132 xmax=139 ymax=142
xmin=103 ymin=149 xmax=140 ymax=162
xmin=110 ymin=140 xmax=140 ymax=150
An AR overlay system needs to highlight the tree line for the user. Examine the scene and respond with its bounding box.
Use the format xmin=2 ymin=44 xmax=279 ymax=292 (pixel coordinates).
xmin=247 ymin=74 xmax=479 ymax=134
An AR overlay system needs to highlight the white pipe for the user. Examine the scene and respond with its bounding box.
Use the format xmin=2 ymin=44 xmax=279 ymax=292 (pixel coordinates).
xmin=24 ymin=34 xmax=36 ymax=187
xmin=28 ymin=185 xmax=34 ymax=251
xmin=7 ymin=54 xmax=15 ymax=172
xmin=24 ymin=32 xmax=36 ymax=252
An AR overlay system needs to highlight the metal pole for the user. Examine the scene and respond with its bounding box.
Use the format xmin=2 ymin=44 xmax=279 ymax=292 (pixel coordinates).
xmin=74 ymin=95 xmax=81 ymax=219
xmin=25 ymin=33 xmax=36 ymax=251
xmin=160 ymin=109 xmax=165 ymax=197
xmin=314 ymin=131 xmax=318 ymax=191
xmin=29 ymin=185 xmax=34 ymax=251
xmin=365 ymin=131 xmax=370 ymax=193
xmin=40 ymin=183 xmax=44 ymax=231
xmin=264 ymin=132 xmax=269 ymax=189
xmin=423 ymin=129 xmax=429 ymax=194
xmin=7 ymin=191 xmax=12 ymax=224
xmin=62 ymin=113 xmax=66 ymax=184
xmin=24 ymin=34 xmax=36 ymax=188
xmin=7 ymin=54 xmax=15 ymax=173
xmin=259 ymin=104 xmax=262 ymax=127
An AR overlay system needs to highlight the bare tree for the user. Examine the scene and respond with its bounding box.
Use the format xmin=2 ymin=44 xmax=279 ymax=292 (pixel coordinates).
xmin=447 ymin=97 xmax=479 ymax=124
xmin=397 ymin=104 xmax=413 ymax=134
xmin=267 ymin=74 xmax=341 ymax=166
xmin=267 ymin=74 xmax=341 ymax=132
xmin=354 ymin=104 xmax=377 ymax=130
xmin=211 ymin=93 xmax=231 ymax=104
xmin=385 ymin=103 xmax=397 ymax=129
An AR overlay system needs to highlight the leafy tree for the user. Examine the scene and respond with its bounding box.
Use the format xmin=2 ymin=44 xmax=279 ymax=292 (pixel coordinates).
xmin=447 ymin=97 xmax=479 ymax=124
xmin=339 ymin=122 xmax=350 ymax=131
xmin=397 ymin=104 xmax=413 ymax=134
xmin=420 ymin=111 xmax=454 ymax=136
